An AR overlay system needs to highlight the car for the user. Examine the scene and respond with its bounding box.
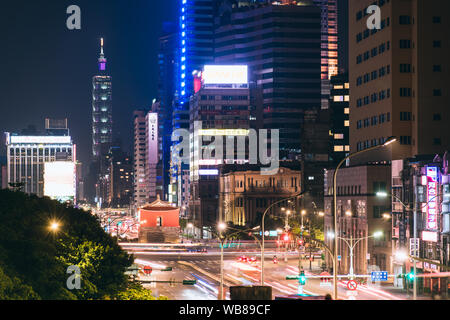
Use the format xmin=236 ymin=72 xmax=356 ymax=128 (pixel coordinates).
xmin=249 ymin=257 xmax=257 ymax=263
xmin=238 ymin=255 xmax=248 ymax=262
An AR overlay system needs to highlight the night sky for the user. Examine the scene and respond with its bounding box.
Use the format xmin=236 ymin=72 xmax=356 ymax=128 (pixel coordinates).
xmin=0 ymin=0 xmax=347 ymax=172
xmin=0 ymin=0 xmax=176 ymax=169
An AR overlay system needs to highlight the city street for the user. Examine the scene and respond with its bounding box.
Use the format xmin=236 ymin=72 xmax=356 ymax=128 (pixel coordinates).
xmin=126 ymin=245 xmax=416 ymax=300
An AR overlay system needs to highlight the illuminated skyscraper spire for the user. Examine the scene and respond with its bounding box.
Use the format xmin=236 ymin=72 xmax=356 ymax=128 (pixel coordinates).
xmin=98 ymin=37 xmax=107 ymax=71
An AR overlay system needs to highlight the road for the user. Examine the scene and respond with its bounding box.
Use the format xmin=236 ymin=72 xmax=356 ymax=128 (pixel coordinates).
xmin=123 ymin=245 xmax=413 ymax=300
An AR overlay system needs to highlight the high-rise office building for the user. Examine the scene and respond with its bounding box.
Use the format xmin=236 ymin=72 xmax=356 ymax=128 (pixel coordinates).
xmin=107 ymin=146 xmax=133 ymax=208
xmin=189 ymin=65 xmax=252 ymax=237
xmin=90 ymin=38 xmax=113 ymax=207
xmin=158 ymin=22 xmax=178 ymax=200
xmin=349 ymin=0 xmax=450 ymax=163
xmin=170 ymin=0 xmax=217 ymax=208
xmin=313 ymin=0 xmax=339 ymax=109
xmin=5 ymin=121 xmax=75 ymax=199
xmin=329 ymin=72 xmax=350 ymax=165
xmin=214 ymin=2 xmax=322 ymax=157
xmin=92 ymin=38 xmax=113 ymax=160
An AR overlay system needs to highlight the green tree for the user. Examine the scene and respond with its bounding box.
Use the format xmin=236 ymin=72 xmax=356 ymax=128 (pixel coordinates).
xmin=114 ymin=282 xmax=168 ymax=300
xmin=0 ymin=190 xmax=134 ymax=300
xmin=0 ymin=265 xmax=39 ymax=300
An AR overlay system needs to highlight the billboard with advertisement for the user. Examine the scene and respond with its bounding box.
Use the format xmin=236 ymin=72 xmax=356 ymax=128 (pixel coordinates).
xmin=44 ymin=162 xmax=75 ymax=202
xmin=202 ymin=65 xmax=248 ymax=85
xmin=426 ymin=166 xmax=439 ymax=230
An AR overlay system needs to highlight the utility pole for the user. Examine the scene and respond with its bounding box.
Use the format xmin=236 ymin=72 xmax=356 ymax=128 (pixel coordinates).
xmin=413 ymin=175 xmax=418 ymax=300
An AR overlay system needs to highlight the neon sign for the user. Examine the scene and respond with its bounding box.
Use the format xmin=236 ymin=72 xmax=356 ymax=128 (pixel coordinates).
xmin=426 ymin=166 xmax=438 ymax=230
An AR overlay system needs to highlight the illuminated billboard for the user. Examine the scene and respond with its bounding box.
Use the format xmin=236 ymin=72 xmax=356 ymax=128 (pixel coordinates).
xmin=9 ymin=136 xmax=72 ymax=144
xmin=198 ymin=169 xmax=219 ymax=176
xmin=202 ymin=65 xmax=248 ymax=85
xmin=44 ymin=162 xmax=75 ymax=201
xmin=426 ymin=166 xmax=438 ymax=230
xmin=198 ymin=129 xmax=249 ymax=136
xmin=422 ymin=231 xmax=438 ymax=242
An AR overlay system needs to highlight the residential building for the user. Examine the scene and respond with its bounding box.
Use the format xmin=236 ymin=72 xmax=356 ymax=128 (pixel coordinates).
xmin=107 ymin=146 xmax=133 ymax=208
xmin=349 ymin=0 xmax=450 ymax=163
xmin=324 ymin=164 xmax=392 ymax=274
xmin=133 ymin=109 xmax=150 ymax=210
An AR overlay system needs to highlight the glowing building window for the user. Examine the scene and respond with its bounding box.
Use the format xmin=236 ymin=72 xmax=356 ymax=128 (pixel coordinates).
xmin=344 ymin=95 xmax=350 ymax=102
xmin=344 ymin=108 xmax=350 ymax=114
xmin=334 ymin=146 xmax=344 ymax=152
xmin=345 ymin=83 xmax=350 ymax=89
xmin=334 ymin=134 xmax=344 ymax=140
xmin=333 ymin=96 xmax=344 ymax=102
xmin=344 ymin=120 xmax=350 ymax=127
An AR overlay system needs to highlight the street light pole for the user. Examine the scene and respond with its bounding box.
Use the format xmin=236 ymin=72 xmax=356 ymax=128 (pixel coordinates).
xmin=261 ymin=191 xmax=305 ymax=285
xmin=332 ymin=136 xmax=396 ymax=300
xmin=376 ymin=190 xmax=442 ymax=300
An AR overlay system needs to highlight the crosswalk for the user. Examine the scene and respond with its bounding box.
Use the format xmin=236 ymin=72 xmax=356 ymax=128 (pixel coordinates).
xmin=135 ymin=259 xmax=222 ymax=270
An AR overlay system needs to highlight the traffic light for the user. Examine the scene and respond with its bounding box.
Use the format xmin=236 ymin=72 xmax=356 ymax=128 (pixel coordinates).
xmin=299 ymin=270 xmax=306 ymax=286
xmin=182 ymin=280 xmax=197 ymax=285
xmin=407 ymin=272 xmax=415 ymax=282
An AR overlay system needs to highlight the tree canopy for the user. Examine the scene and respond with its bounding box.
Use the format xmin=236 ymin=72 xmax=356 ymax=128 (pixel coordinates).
xmin=0 ymin=189 xmax=162 ymax=300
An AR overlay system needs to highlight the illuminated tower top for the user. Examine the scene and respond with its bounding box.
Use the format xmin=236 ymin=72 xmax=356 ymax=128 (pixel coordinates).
xmin=98 ymin=38 xmax=107 ymax=72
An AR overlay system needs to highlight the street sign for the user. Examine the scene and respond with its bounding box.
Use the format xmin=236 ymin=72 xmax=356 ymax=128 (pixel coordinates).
xmin=144 ymin=266 xmax=153 ymax=275
xmin=338 ymin=255 xmax=341 ymax=261
xmin=347 ymin=280 xmax=358 ymax=291
xmin=371 ymin=271 xmax=388 ymax=282
xmin=161 ymin=267 xmax=173 ymax=272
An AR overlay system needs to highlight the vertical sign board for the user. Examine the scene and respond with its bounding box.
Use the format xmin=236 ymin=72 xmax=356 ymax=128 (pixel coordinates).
xmin=426 ymin=167 xmax=438 ymax=230
xmin=147 ymin=113 xmax=159 ymax=165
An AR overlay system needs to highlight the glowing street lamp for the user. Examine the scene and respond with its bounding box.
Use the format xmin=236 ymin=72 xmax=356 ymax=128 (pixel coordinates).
xmin=218 ymin=222 xmax=227 ymax=232
xmin=331 ymin=136 xmax=396 ymax=299
xmin=49 ymin=221 xmax=60 ymax=232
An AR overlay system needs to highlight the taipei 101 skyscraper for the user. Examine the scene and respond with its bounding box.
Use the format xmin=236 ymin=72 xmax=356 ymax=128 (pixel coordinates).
xmin=89 ymin=38 xmax=112 ymax=206
xmin=92 ymin=38 xmax=112 ymax=160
